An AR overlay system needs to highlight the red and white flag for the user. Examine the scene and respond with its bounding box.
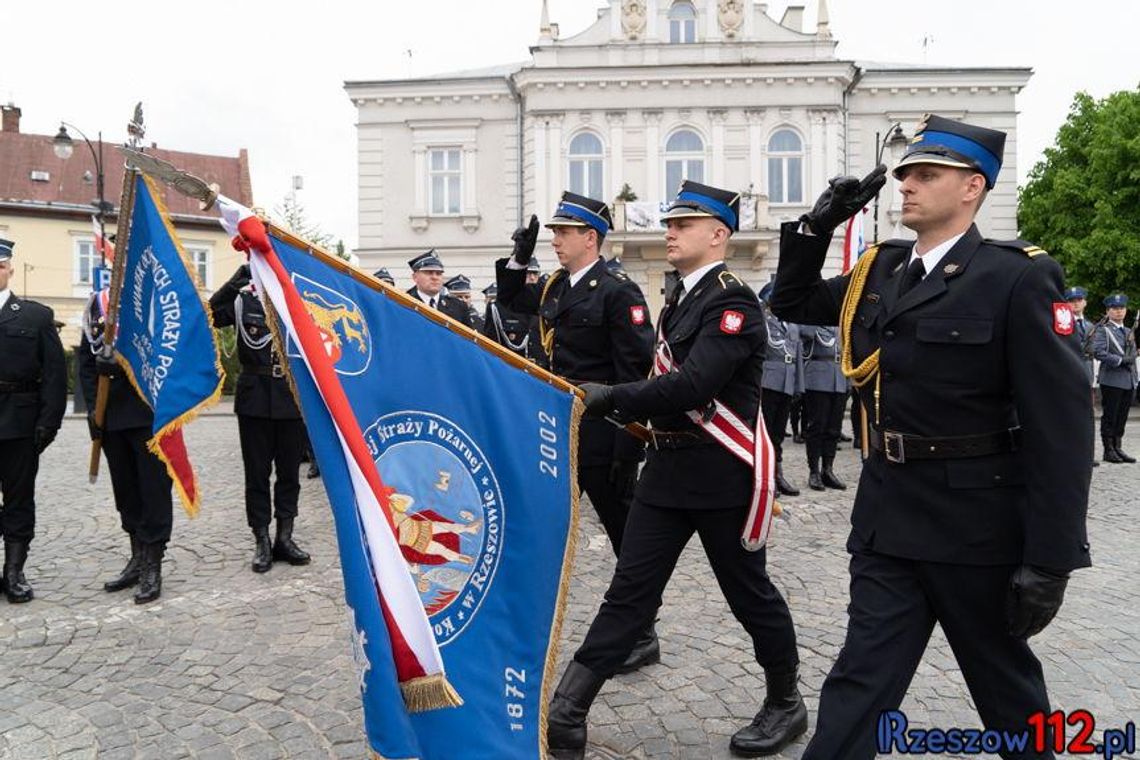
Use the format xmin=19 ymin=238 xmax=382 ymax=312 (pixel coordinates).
xmin=92 ymin=215 xmax=115 ymax=262
xmin=841 ymin=208 xmax=867 ymax=274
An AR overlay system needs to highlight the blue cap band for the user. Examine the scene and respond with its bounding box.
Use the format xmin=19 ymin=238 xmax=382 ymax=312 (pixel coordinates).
xmin=553 ymin=202 xmax=610 ymax=236
xmin=911 ymin=130 xmax=1002 ymax=188
xmin=676 ymin=190 xmax=738 ymax=231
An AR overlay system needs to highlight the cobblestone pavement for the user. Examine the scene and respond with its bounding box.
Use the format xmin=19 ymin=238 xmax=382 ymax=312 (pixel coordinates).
xmin=1 ymin=414 xmax=1136 ymax=759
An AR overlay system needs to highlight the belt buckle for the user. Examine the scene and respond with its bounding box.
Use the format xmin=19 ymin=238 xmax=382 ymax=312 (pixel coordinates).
xmin=784 ymin=355 xmax=794 ymax=364
xmin=271 ymin=365 xmax=285 ymax=378
xmin=883 ymin=430 xmax=906 ymax=464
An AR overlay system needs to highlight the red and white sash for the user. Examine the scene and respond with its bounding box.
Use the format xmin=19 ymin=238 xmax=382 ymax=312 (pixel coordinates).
xmin=653 ymin=332 xmax=778 ymax=551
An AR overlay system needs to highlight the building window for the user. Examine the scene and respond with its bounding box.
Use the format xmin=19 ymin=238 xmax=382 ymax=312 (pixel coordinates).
xmin=74 ymin=239 xmax=98 ymax=285
xmin=184 ymin=245 xmax=211 ymax=288
xmin=767 ymin=129 xmax=804 ymax=204
xmin=568 ymin=132 xmax=604 ymax=201
xmin=428 ymin=147 xmax=462 ymax=215
xmin=664 ymin=129 xmax=705 ymax=198
xmin=668 ymin=1 xmax=697 ymax=43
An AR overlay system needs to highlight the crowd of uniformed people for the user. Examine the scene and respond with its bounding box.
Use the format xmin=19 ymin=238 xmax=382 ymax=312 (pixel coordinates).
xmin=0 ymin=112 xmax=1135 ymax=760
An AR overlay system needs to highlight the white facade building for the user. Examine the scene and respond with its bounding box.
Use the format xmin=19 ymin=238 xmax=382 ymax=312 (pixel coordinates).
xmin=346 ymin=0 xmax=1031 ymax=315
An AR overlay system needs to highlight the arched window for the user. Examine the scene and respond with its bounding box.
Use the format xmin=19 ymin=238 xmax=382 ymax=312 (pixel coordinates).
xmin=664 ymin=129 xmax=705 ymax=198
xmin=668 ymin=1 xmax=697 ymax=44
xmin=568 ymin=131 xmax=604 ymax=201
xmin=767 ymin=129 xmax=804 ymax=204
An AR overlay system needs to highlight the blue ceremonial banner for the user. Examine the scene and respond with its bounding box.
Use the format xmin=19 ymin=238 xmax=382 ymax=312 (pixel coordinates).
xmin=114 ymin=173 xmax=222 ymax=515
xmin=263 ymin=230 xmax=580 ymax=759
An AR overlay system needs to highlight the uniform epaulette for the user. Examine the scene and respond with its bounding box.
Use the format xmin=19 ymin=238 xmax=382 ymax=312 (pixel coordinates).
xmin=875 ymin=239 xmax=910 ymax=250
xmin=717 ymin=270 xmax=745 ymax=289
xmin=604 ymin=267 xmax=630 ymax=283
xmin=986 ymin=239 xmax=1048 ymax=258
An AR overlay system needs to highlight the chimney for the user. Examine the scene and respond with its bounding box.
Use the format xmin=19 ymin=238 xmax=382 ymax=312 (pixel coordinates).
xmin=779 ymin=5 xmax=804 ymax=32
xmin=1 ymin=104 xmax=20 ymax=133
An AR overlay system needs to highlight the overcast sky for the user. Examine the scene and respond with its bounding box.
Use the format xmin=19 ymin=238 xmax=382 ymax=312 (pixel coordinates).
xmin=4 ymin=0 xmax=1136 ymax=249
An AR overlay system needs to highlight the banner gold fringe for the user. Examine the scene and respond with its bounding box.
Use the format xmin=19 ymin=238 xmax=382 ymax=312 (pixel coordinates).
xmin=400 ymin=673 xmax=464 ymax=714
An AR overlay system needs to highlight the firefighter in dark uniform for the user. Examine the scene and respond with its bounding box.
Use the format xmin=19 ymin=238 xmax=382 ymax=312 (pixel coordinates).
xmin=1091 ymin=293 xmax=1137 ymax=464
xmin=771 ymin=115 xmax=1092 ymax=760
xmin=443 ymin=274 xmax=483 ymax=332
xmin=547 ymin=182 xmax=806 ymax=759
xmin=758 ymin=281 xmax=802 ymax=496
xmin=373 ymin=267 xmax=395 ymax=287
xmin=799 ymin=324 xmax=848 ymax=491
xmin=496 ymin=191 xmax=657 ymax=670
xmin=1065 ymin=286 xmax=1099 ymax=467
xmin=210 ymin=265 xmax=311 ymax=572
xmin=405 ymin=251 xmax=473 ymax=327
xmin=0 ymin=239 xmax=66 ymax=603
xmin=79 ymin=290 xmax=174 ymax=604
xmin=483 ymin=264 xmax=545 ymax=364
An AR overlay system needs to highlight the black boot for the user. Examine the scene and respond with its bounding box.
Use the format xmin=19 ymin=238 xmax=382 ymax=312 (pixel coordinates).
xmin=134 ymin=542 xmax=164 ymax=605
xmin=774 ymin=463 xmax=799 ymax=497
xmin=547 ymin=661 xmax=606 ymax=758
xmin=1103 ymin=439 xmax=1124 ymax=463
xmin=1115 ymin=437 xmax=1136 ymax=463
xmin=306 ymin=462 xmax=320 ymax=479
xmin=616 ymin=623 xmax=661 ymax=674
xmin=272 ymin=517 xmax=311 ymax=565
xmin=251 ymin=527 xmax=273 ymax=573
xmin=729 ymin=666 xmax=808 ymax=757
xmin=104 ymin=534 xmax=143 ymax=592
xmin=807 ymin=461 xmax=824 ymax=491
xmin=820 ymin=456 xmax=846 ymax=490
xmin=2 ymin=540 xmax=34 ymax=603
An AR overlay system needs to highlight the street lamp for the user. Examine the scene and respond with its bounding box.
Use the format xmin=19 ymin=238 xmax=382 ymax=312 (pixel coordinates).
xmin=872 ymin=122 xmax=908 ymax=241
xmin=53 ymin=122 xmax=115 ymax=267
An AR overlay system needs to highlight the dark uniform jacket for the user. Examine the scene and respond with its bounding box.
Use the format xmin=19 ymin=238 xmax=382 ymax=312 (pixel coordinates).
xmin=405 ymin=288 xmax=473 ymax=328
xmin=1070 ymin=315 xmax=1096 ymax=384
xmin=497 ymin=256 xmax=654 ymax=464
xmin=771 ymin=222 xmax=1092 ymax=571
xmin=77 ymin=333 xmax=154 ymax=432
xmin=760 ymin=313 xmax=801 ymax=396
xmin=482 ymin=301 xmax=544 ymax=365
xmin=801 ymin=325 xmax=848 ymax=393
xmin=609 ymin=264 xmax=765 ymax=510
xmin=1091 ymin=321 xmax=1138 ymax=390
xmin=209 ymin=286 xmax=301 ymax=420
xmin=0 ymin=295 xmax=66 ymax=440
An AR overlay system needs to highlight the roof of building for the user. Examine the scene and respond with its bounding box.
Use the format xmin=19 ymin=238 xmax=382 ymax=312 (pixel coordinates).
xmin=0 ymin=118 xmax=252 ymax=222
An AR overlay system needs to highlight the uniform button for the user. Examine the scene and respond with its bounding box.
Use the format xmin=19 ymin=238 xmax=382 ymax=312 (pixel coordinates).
xmin=950 ymin=330 xmax=961 ymax=339
xmin=1081 ymin=542 xmax=1090 ymax=551
xmin=993 ymin=474 xmax=1003 ymax=482
xmin=884 ymin=329 xmax=895 ymax=339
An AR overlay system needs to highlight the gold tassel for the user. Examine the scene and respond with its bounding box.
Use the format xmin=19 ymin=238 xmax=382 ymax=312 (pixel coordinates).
xmin=400 ymin=673 xmax=464 ymax=714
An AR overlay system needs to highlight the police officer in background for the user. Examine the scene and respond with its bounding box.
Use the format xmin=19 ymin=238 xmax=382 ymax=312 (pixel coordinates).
xmin=1065 ymin=287 xmax=1099 ymax=468
xmin=800 ymin=324 xmax=848 ymax=491
xmin=772 ymin=115 xmax=1092 ymax=759
xmin=483 ymin=268 xmax=544 ymax=363
xmin=758 ymin=280 xmax=802 ymax=497
xmin=79 ymin=290 xmax=173 ymax=604
xmin=372 ymin=267 xmax=395 ymax=287
xmin=496 ymin=192 xmax=657 ymax=669
xmin=549 ymin=181 xmax=806 ymax=759
xmin=443 ymin=274 xmax=483 ymax=331
xmin=1092 ymin=293 xmax=1137 ymax=464
xmin=406 ymin=251 xmax=473 ymax=327
xmin=0 ymin=239 xmax=66 ymax=603
xmin=210 ymin=265 xmax=311 ymax=572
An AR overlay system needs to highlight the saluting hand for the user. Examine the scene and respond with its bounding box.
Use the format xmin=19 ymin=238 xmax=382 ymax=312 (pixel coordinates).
xmin=800 ymin=165 xmax=888 ymax=237
xmin=1006 ymin=565 xmax=1069 ymax=639
xmin=511 ymin=214 xmax=540 ymax=267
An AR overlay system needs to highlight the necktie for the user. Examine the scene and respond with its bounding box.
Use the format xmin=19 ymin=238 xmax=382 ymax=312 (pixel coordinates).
xmin=670 ymin=282 xmax=687 ymax=307
xmin=429 ymin=297 xmax=437 ymax=309
xmin=898 ymin=259 xmax=925 ymax=297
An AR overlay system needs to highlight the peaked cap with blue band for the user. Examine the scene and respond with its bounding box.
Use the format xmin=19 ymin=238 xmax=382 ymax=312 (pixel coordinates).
xmin=1104 ymin=293 xmax=1129 ymax=308
xmin=444 ymin=274 xmax=472 ymax=294
xmin=661 ymin=180 xmax=741 ymax=233
xmin=545 ymin=191 xmax=612 ymax=237
xmin=408 ymin=249 xmax=445 ymax=272
xmin=0 ymin=238 xmax=13 ymax=261
xmin=893 ymin=114 xmax=1006 ymax=190
xmin=1063 ymin=286 xmax=1088 ymax=301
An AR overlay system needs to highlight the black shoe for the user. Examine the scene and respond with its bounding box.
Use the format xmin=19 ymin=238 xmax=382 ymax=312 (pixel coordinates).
xmin=104 ymin=535 xmax=142 ymax=592
xmin=774 ymin=464 xmax=799 ymax=497
xmin=548 ymin=661 xmax=606 ymax=758
xmin=1114 ymin=438 xmax=1136 ymax=463
xmin=729 ymin=667 xmax=808 ymax=757
xmin=1103 ymin=443 xmax=1125 ymax=464
xmin=839 ymin=432 xmax=853 ymax=442
xmin=252 ymin=527 xmax=273 ymax=573
xmin=2 ymin=541 xmax=34 ymax=604
xmin=1091 ymin=460 xmax=1100 ymax=468
xmin=615 ymin=625 xmax=660 ymax=674
xmin=306 ymin=463 xmax=320 ymax=479
xmin=272 ymin=517 xmax=311 ymax=565
xmin=792 ymin=433 xmax=804 ymax=445
xmin=134 ymin=542 xmax=164 ymax=605
xmin=820 ymin=464 xmax=846 ymax=490
xmin=808 ymin=471 xmax=825 ymax=491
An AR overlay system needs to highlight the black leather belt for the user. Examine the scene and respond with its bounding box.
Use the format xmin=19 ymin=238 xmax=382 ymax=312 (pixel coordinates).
xmin=648 ymin=429 xmax=705 ymax=450
xmin=868 ymin=426 xmax=1021 ymax=463
xmin=0 ymin=380 xmax=39 ymax=393
xmin=241 ymin=364 xmax=286 ymax=378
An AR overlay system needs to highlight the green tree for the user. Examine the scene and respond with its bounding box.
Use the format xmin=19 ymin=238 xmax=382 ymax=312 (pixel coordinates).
xmin=1019 ymin=87 xmax=1140 ymax=316
xmin=274 ymin=193 xmax=336 ymax=250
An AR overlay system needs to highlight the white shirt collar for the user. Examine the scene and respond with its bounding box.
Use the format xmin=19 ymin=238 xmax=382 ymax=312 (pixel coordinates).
xmin=568 ymin=257 xmax=602 ymax=288
xmin=678 ymin=261 xmax=724 ymax=302
xmin=0 ymin=289 xmax=10 ymax=311
xmin=416 ymin=288 xmax=439 ymax=306
xmin=908 ymin=231 xmax=966 ymax=278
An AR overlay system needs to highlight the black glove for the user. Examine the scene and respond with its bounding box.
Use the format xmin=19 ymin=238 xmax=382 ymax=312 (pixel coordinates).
xmin=86 ymin=413 xmax=102 ymax=441
xmin=226 ymin=264 xmax=252 ymax=291
xmin=34 ymin=426 xmax=56 ymax=454
xmin=580 ymin=383 xmax=615 ymax=418
xmin=511 ymin=214 xmax=540 ymax=267
xmin=1006 ymin=565 xmax=1069 ymax=639
xmin=800 ymin=165 xmax=888 ymax=236
xmin=608 ymin=459 xmax=639 ymax=499
xmin=95 ymin=354 xmax=119 ymax=378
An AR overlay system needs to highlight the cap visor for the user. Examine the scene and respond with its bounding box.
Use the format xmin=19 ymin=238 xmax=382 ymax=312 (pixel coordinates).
xmin=544 ymin=215 xmax=589 ymax=229
xmin=660 ymin=206 xmax=716 ymax=221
